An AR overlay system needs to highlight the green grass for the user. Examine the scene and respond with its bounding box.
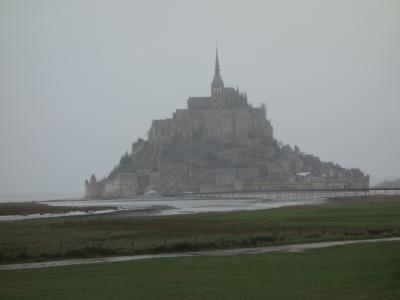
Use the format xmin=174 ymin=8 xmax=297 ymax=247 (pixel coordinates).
xmin=1 ymin=196 xmax=400 ymax=263
xmin=1 ymin=241 xmax=400 ymax=299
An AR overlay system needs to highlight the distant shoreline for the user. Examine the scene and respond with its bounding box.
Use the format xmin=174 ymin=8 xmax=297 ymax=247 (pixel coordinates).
xmin=0 ymin=193 xmax=82 ymax=203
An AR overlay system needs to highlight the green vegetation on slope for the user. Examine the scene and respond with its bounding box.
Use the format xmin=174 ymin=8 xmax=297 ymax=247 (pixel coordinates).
xmin=1 ymin=196 xmax=400 ymax=263
xmin=1 ymin=241 xmax=400 ymax=299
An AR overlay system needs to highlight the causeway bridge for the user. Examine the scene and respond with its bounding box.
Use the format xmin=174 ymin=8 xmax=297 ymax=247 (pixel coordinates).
xmin=164 ymin=188 xmax=400 ymax=201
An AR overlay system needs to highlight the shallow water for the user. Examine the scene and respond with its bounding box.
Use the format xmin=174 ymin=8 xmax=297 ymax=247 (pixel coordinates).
xmin=3 ymin=190 xmax=398 ymax=221
xmin=1 ymin=237 xmax=399 ymax=271
xmin=48 ymin=194 xmax=328 ymax=215
xmin=0 ymin=195 xmax=326 ymax=221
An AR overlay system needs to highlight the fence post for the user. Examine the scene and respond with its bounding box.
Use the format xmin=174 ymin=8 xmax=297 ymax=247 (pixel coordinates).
xmin=130 ymin=240 xmax=135 ymax=255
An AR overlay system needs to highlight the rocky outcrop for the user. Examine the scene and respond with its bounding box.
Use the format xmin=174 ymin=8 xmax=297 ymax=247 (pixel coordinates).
xmin=85 ymin=52 xmax=369 ymax=199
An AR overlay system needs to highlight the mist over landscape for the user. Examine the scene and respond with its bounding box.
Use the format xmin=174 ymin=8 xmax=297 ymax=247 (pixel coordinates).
xmin=2 ymin=3 xmax=400 ymax=299
xmin=1 ymin=0 xmax=399 ymax=196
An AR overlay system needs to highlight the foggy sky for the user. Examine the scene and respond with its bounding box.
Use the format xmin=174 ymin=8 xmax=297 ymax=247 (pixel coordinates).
xmin=0 ymin=0 xmax=399 ymax=195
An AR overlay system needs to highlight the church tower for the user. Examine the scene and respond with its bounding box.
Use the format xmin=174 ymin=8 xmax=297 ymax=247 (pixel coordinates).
xmin=211 ymin=48 xmax=224 ymax=100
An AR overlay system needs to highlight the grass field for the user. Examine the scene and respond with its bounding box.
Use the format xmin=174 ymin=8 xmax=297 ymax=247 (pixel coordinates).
xmin=1 ymin=195 xmax=400 ymax=263
xmin=1 ymin=241 xmax=399 ymax=299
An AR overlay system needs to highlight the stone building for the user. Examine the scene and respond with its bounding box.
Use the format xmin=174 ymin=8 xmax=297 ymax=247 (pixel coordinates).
xmin=85 ymin=50 xmax=369 ymax=198
xmin=85 ymin=174 xmax=103 ymax=199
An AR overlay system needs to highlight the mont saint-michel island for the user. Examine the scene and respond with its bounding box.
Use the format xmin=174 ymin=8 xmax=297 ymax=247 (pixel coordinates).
xmin=85 ymin=51 xmax=369 ymax=199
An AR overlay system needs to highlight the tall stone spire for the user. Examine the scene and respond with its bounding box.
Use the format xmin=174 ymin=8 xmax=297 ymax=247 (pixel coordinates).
xmin=211 ymin=46 xmax=224 ymax=98
xmin=215 ymin=47 xmax=220 ymax=73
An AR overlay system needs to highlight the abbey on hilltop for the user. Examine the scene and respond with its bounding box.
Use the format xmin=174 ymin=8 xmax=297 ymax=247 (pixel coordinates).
xmin=85 ymin=50 xmax=369 ymax=198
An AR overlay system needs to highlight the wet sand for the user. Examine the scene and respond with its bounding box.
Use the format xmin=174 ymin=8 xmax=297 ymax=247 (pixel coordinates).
xmin=0 ymin=196 xmax=326 ymax=221
xmin=0 ymin=203 xmax=177 ymax=221
xmin=3 ymin=195 xmax=399 ymax=222
xmin=1 ymin=237 xmax=399 ymax=271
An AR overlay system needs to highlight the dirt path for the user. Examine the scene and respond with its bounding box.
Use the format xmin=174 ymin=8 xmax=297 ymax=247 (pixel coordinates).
xmin=1 ymin=237 xmax=399 ymax=271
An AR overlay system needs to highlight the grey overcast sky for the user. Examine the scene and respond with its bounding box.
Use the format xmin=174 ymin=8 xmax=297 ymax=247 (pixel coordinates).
xmin=0 ymin=0 xmax=399 ymax=195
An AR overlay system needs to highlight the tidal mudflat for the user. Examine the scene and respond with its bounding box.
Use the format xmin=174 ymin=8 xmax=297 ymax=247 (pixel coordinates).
xmin=1 ymin=194 xmax=326 ymax=221
xmin=0 ymin=195 xmax=399 ymax=265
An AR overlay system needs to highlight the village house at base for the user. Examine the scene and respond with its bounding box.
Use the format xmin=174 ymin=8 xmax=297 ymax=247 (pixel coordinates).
xmin=85 ymin=50 xmax=369 ymax=198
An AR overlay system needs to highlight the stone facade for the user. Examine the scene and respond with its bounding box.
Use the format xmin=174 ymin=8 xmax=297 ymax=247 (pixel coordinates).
xmin=85 ymin=50 xmax=369 ymax=199
xmin=85 ymin=173 xmax=137 ymax=199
